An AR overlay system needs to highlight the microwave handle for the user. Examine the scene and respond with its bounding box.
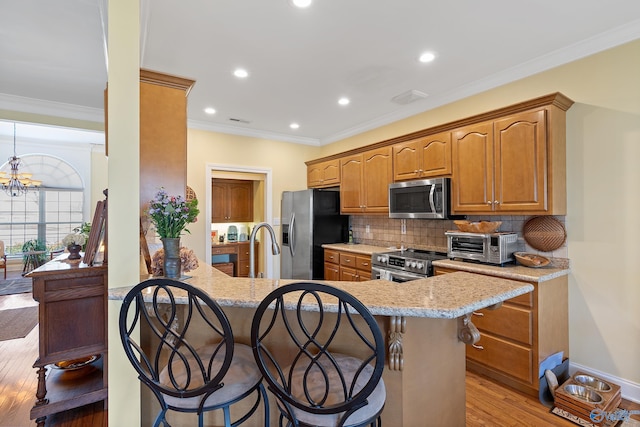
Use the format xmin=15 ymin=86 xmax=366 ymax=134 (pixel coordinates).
xmin=429 ymin=185 xmax=437 ymax=213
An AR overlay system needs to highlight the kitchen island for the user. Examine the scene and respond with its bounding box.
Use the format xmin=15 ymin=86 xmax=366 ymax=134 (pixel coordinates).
xmin=109 ymin=262 xmax=533 ymax=426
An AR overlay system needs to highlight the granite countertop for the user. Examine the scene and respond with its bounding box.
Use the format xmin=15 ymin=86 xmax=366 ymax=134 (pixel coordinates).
xmin=322 ymin=243 xmax=392 ymax=255
xmin=109 ymin=261 xmax=533 ymax=319
xmin=433 ymin=259 xmax=570 ymax=282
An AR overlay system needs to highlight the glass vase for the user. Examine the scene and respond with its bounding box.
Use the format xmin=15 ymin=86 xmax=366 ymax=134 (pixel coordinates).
xmin=161 ymin=237 xmax=181 ymax=279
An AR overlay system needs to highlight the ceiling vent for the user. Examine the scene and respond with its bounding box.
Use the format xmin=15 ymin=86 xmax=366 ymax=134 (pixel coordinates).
xmin=391 ymin=89 xmax=428 ymax=105
xmin=228 ymin=117 xmax=251 ymax=124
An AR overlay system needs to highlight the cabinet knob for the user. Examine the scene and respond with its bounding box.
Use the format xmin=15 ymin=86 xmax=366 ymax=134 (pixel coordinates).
xmin=487 ymin=201 xmax=492 ymax=205
xmin=494 ymin=200 xmax=499 ymax=205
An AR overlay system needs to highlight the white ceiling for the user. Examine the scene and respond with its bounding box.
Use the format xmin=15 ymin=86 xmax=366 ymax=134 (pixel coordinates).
xmin=1 ymin=0 xmax=639 ymax=146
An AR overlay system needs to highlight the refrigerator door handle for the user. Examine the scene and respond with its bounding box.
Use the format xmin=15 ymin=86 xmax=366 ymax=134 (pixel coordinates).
xmin=289 ymin=213 xmax=296 ymax=256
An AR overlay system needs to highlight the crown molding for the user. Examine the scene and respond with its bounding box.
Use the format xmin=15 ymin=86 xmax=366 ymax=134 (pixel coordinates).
xmin=0 ymin=93 xmax=104 ymax=123
xmin=187 ymin=119 xmax=321 ymax=146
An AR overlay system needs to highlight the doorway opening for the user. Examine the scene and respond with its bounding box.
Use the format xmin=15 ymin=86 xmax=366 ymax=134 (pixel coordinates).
xmin=205 ymin=164 xmax=276 ymax=278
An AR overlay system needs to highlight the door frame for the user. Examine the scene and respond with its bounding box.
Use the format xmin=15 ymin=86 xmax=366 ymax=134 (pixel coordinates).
xmin=205 ymin=163 xmax=275 ymax=278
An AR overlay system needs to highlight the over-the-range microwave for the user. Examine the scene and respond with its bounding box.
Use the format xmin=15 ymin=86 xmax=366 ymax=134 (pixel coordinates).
xmin=389 ymin=177 xmax=457 ymax=219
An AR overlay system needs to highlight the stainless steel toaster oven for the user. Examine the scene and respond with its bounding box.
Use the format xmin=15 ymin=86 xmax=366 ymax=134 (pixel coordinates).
xmin=445 ymin=231 xmax=518 ymax=265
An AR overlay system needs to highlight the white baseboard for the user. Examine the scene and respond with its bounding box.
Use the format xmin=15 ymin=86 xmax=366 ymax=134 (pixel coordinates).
xmin=570 ymin=362 xmax=640 ymax=404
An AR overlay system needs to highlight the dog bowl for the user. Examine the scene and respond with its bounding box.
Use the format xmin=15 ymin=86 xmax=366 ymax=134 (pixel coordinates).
xmin=563 ymin=384 xmax=603 ymax=403
xmin=574 ymin=375 xmax=612 ymax=392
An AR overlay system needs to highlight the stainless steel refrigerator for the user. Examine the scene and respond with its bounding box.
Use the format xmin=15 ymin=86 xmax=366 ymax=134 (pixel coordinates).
xmin=281 ymin=189 xmax=348 ymax=280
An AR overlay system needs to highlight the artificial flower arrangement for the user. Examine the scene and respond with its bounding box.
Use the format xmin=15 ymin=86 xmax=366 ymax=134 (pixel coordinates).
xmin=147 ymin=188 xmax=199 ymax=239
xmin=62 ymin=232 xmax=87 ymax=248
xmin=151 ymin=246 xmax=199 ymax=276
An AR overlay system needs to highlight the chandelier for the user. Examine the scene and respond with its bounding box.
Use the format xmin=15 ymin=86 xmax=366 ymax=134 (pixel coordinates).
xmin=0 ymin=123 xmax=42 ymax=197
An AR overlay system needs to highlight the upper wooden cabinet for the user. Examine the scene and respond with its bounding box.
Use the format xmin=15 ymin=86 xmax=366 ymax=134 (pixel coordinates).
xmin=307 ymin=159 xmax=340 ymax=188
xmin=340 ymin=147 xmax=392 ymax=214
xmin=393 ymin=131 xmax=452 ymax=181
xmin=452 ymin=109 xmax=558 ymax=214
xmin=211 ymin=179 xmax=254 ymax=222
xmin=306 ymin=93 xmax=572 ymax=216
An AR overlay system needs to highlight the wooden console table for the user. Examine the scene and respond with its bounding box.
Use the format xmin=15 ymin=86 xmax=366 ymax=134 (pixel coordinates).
xmin=27 ymin=255 xmax=108 ymax=427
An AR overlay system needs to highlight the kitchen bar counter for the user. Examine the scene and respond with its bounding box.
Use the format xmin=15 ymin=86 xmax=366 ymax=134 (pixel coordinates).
xmin=109 ymin=262 xmax=532 ymax=319
xmin=108 ymin=262 xmax=532 ymax=425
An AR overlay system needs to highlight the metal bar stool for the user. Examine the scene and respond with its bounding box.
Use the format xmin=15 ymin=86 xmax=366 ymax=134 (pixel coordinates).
xmin=251 ymin=282 xmax=386 ymax=427
xmin=119 ymin=278 xmax=269 ymax=427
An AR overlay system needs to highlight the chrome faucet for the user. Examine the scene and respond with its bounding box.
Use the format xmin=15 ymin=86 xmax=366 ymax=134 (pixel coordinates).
xmin=249 ymin=222 xmax=280 ymax=278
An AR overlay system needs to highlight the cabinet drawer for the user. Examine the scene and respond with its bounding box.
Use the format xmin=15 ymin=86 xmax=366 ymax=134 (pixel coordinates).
xmin=325 ymin=249 xmax=340 ymax=264
xmin=467 ymin=333 xmax=533 ymax=384
xmin=237 ymin=243 xmax=251 ymax=261
xmin=339 ymin=253 xmax=357 ymax=267
xmin=471 ymin=305 xmax=532 ymax=345
xmin=508 ymin=291 xmax=533 ymax=308
xmin=355 ymin=255 xmax=371 ymax=271
xmin=212 ymin=246 xmax=237 ymax=256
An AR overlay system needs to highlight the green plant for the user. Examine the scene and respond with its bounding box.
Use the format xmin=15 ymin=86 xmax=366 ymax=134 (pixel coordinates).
xmin=21 ymin=239 xmax=48 ymax=264
xmin=147 ymin=188 xmax=199 ymax=239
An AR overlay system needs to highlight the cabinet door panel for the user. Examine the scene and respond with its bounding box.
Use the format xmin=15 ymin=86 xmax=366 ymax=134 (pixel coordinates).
xmin=421 ymin=132 xmax=452 ymax=177
xmin=321 ymin=160 xmax=340 ymax=186
xmin=227 ymin=182 xmax=253 ymax=222
xmin=393 ymin=141 xmax=420 ymax=181
xmin=324 ymin=264 xmax=340 ymax=281
xmin=451 ymin=122 xmax=493 ymax=212
xmin=494 ymin=110 xmax=547 ymax=212
xmin=340 ymin=155 xmax=364 ymax=213
xmin=211 ymin=181 xmax=228 ymax=222
xmin=340 ymin=267 xmax=358 ymax=281
xmin=362 ymin=147 xmax=392 ymax=213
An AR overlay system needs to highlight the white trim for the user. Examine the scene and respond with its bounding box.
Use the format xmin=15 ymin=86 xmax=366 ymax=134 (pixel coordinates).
xmin=205 ymin=163 xmax=277 ymax=279
xmin=569 ymin=362 xmax=640 ymax=404
xmin=0 ymin=93 xmax=104 ymax=123
xmin=189 ymin=119 xmax=320 ymax=147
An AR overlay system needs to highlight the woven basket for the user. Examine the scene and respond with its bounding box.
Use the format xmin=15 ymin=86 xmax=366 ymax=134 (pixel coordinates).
xmin=523 ymin=216 xmax=566 ymax=252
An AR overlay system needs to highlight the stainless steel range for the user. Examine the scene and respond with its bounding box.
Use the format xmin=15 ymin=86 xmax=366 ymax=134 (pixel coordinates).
xmin=371 ymin=248 xmax=448 ymax=282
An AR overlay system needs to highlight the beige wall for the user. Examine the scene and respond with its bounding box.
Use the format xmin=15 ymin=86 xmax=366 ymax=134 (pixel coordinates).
xmin=181 ymin=128 xmax=321 ymax=261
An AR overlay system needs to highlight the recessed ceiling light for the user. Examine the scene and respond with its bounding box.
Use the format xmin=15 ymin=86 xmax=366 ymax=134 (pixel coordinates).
xmin=290 ymin=0 xmax=312 ymax=8
xmin=290 ymin=123 xmax=300 ymax=129
xmin=419 ymin=52 xmax=436 ymax=63
xmin=233 ymin=68 xmax=249 ymax=78
xmin=204 ymin=107 xmax=216 ymax=115
xmin=338 ymin=97 xmax=350 ymax=106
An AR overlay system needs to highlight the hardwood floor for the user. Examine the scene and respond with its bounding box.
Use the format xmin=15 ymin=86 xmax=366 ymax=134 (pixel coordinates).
xmin=1 ymin=269 xmax=637 ymax=426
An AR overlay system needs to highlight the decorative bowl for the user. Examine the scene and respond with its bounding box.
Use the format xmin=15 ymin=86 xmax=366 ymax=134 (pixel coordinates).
xmin=514 ymin=252 xmax=550 ymax=268
xmin=53 ymin=354 xmax=100 ymax=370
xmin=453 ymin=220 xmax=502 ymax=233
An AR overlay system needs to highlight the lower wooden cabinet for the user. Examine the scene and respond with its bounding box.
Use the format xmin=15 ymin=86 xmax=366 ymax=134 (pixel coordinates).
xmin=324 ymin=249 xmax=371 ymax=282
xmin=211 ymin=242 xmax=258 ymax=277
xmin=27 ymin=258 xmax=108 ymax=426
xmin=434 ymin=266 xmax=568 ymax=397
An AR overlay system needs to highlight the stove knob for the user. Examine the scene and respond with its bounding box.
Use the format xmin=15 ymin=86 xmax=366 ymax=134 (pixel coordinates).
xmin=410 ymin=261 xmax=417 ymax=268
xmin=417 ymin=262 xmax=424 ymax=270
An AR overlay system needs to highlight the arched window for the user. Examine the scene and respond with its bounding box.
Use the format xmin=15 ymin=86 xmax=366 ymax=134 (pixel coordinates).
xmin=0 ymin=154 xmax=84 ymax=256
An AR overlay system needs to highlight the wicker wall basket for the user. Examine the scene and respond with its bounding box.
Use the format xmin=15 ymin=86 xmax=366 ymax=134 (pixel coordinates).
xmin=523 ymin=216 xmax=567 ymax=252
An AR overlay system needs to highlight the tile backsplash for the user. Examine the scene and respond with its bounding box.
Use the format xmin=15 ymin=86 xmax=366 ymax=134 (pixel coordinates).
xmin=350 ymin=215 xmax=568 ymax=258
